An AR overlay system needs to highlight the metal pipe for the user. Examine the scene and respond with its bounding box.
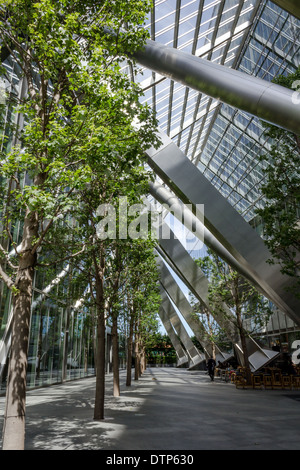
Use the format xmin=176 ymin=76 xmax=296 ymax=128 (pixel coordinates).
xmin=134 ymin=39 xmax=300 ymax=135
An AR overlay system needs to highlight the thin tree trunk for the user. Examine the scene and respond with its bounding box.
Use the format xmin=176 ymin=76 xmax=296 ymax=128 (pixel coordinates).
xmin=211 ymin=342 xmax=216 ymax=361
xmin=84 ymin=347 xmax=88 ymax=374
xmin=93 ymin=248 xmax=106 ymax=421
xmin=230 ymin=274 xmax=252 ymax=385
xmin=236 ymin=308 xmax=252 ymax=385
xmin=140 ymin=347 xmax=146 ymax=374
xmin=62 ymin=307 xmax=71 ymax=382
xmin=36 ymin=308 xmax=44 ymax=381
xmin=112 ymin=313 xmax=120 ymax=397
xmin=94 ymin=304 xmax=106 ymax=420
xmin=126 ymin=311 xmax=134 ymax=387
xmin=2 ymin=211 xmax=38 ymax=450
xmin=134 ymin=334 xmax=140 ymax=381
xmin=206 ymin=312 xmax=216 ymax=360
xmin=92 ymin=308 xmax=98 ymax=374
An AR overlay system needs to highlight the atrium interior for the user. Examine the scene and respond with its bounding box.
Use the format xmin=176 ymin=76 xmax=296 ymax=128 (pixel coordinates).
xmin=0 ymin=0 xmax=299 ymax=451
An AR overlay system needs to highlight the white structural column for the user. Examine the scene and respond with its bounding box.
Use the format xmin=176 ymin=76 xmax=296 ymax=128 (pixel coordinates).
xmin=157 ymin=223 xmax=240 ymax=343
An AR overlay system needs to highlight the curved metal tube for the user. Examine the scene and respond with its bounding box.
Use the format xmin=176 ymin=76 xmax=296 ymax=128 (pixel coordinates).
xmin=134 ymin=40 xmax=300 ymax=135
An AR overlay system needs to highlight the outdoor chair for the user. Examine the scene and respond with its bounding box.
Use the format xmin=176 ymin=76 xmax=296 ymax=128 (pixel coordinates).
xmin=292 ymin=375 xmax=300 ymax=390
xmin=252 ymin=374 xmax=263 ymax=389
xmin=263 ymin=374 xmax=273 ymax=389
xmin=281 ymin=374 xmax=292 ymax=389
xmin=271 ymin=370 xmax=282 ymax=388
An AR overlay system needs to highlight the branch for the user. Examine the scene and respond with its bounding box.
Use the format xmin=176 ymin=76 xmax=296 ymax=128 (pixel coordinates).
xmin=36 ymin=245 xmax=86 ymax=267
xmin=0 ymin=262 xmax=15 ymax=290
xmin=31 ymin=184 xmax=79 ymax=255
xmin=0 ymin=27 xmax=27 ymax=74
xmin=4 ymin=179 xmax=21 ymax=256
xmin=0 ymin=242 xmax=18 ymax=269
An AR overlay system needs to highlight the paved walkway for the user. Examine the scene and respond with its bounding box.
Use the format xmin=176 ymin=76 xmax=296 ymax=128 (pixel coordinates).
xmin=0 ymin=367 xmax=300 ymax=450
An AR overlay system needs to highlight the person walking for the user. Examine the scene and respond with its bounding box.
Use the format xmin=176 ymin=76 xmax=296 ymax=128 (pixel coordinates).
xmin=207 ymin=357 xmax=216 ymax=381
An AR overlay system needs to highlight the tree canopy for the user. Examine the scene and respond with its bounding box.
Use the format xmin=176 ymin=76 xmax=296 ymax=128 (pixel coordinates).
xmin=256 ymin=67 xmax=300 ymax=299
xmin=0 ymin=0 xmax=161 ymax=450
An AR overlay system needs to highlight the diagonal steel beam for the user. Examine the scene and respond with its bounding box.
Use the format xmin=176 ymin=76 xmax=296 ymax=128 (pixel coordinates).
xmin=156 ymin=226 xmax=240 ymax=344
xmin=157 ymin=255 xmax=232 ymax=363
xmin=159 ymin=285 xmax=205 ymax=369
xmin=146 ymin=129 xmax=300 ymax=326
xmin=156 ymin=221 xmax=280 ymax=370
xmin=158 ymin=305 xmax=189 ymax=368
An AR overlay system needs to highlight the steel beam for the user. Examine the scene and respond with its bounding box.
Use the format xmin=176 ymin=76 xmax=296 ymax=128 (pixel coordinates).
xmin=156 ymin=223 xmax=280 ymax=371
xmin=157 ymin=256 xmax=232 ymax=364
xmin=159 ymin=286 xmax=206 ymax=369
xmin=158 ymin=305 xmax=189 ymax=367
xmin=157 ymin=225 xmax=240 ymax=343
xmin=149 ymin=181 xmax=266 ymax=293
xmin=158 ymin=259 xmax=211 ymax=357
xmin=134 ymin=40 xmax=300 ymax=135
xmin=147 ymin=130 xmax=300 ymax=326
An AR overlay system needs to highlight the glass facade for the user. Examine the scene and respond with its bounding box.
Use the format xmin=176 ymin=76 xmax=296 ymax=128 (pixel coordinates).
xmin=138 ymin=0 xmax=300 ymax=222
xmin=0 ymin=55 xmax=97 ymax=391
xmin=136 ymin=0 xmax=300 ymax=342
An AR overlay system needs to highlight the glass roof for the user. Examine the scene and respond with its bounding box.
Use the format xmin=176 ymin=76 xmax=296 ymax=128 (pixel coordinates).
xmin=135 ymin=0 xmax=300 ymax=223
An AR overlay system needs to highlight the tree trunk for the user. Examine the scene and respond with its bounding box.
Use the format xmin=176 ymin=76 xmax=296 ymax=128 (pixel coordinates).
xmin=236 ymin=309 xmax=252 ymax=385
xmin=93 ymin=249 xmax=106 ymax=421
xmin=2 ymin=211 xmax=38 ymax=450
xmin=94 ymin=305 xmax=106 ymax=420
xmin=84 ymin=347 xmax=88 ymax=374
xmin=134 ymin=334 xmax=141 ymax=381
xmin=206 ymin=312 xmax=216 ymax=360
xmin=36 ymin=309 xmax=44 ymax=381
xmin=140 ymin=347 xmax=146 ymax=374
xmin=62 ymin=307 xmax=71 ymax=382
xmin=211 ymin=342 xmax=216 ymax=361
xmin=112 ymin=313 xmax=120 ymax=397
xmin=126 ymin=312 xmax=134 ymax=387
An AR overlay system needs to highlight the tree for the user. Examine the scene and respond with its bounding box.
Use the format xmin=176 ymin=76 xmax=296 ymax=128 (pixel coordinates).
xmin=196 ymin=249 xmax=273 ymax=384
xmin=189 ymin=293 xmax=220 ymax=360
xmin=106 ymin=239 xmax=160 ymax=397
xmin=256 ymin=67 xmax=300 ymax=299
xmin=146 ymin=332 xmax=177 ymax=365
xmin=0 ymin=0 xmax=157 ymax=449
xmin=71 ymin=154 xmax=159 ymax=417
xmin=123 ymin=239 xmax=161 ymax=383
